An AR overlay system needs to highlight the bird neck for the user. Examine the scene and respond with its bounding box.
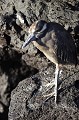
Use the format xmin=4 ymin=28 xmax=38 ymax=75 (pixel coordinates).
xmin=32 ymin=40 xmax=49 ymax=52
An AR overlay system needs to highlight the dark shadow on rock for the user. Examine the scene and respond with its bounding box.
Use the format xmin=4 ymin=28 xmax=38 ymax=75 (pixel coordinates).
xmin=3 ymin=12 xmax=30 ymax=40
xmin=3 ymin=33 xmax=11 ymax=46
xmin=12 ymin=22 xmax=23 ymax=37
xmin=74 ymin=96 xmax=79 ymax=109
xmin=74 ymin=25 xmax=79 ymax=55
xmin=26 ymin=77 xmax=41 ymax=111
xmin=74 ymin=80 xmax=79 ymax=109
xmin=74 ymin=80 xmax=79 ymax=90
xmin=13 ymin=6 xmax=17 ymax=14
xmin=0 ymin=48 xmax=39 ymax=89
xmin=31 ymin=77 xmax=41 ymax=98
xmin=0 ymin=107 xmax=8 ymax=120
xmin=0 ymin=48 xmax=38 ymax=119
xmin=0 ymin=100 xmax=10 ymax=120
xmin=3 ymin=13 xmax=16 ymax=30
xmin=65 ymin=2 xmax=79 ymax=11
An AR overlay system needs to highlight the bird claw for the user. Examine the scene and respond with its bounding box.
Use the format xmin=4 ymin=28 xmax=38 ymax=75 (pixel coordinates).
xmin=43 ymin=92 xmax=58 ymax=106
xmin=42 ymin=83 xmax=55 ymax=95
xmin=43 ymin=79 xmax=62 ymax=88
xmin=43 ymin=92 xmax=55 ymax=97
xmin=43 ymin=81 xmax=55 ymax=87
xmin=42 ymin=83 xmax=61 ymax=104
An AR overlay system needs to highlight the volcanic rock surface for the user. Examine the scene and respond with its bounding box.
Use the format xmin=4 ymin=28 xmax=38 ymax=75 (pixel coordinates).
xmin=0 ymin=0 xmax=79 ymax=120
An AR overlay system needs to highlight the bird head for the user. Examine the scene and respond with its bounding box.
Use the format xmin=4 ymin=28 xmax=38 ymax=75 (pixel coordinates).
xmin=22 ymin=20 xmax=47 ymax=49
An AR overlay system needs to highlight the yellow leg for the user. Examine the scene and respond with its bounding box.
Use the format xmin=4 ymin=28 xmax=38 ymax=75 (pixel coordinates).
xmin=43 ymin=64 xmax=61 ymax=105
xmin=54 ymin=64 xmax=60 ymax=104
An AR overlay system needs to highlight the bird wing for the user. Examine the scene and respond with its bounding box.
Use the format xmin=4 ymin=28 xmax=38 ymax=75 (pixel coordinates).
xmin=42 ymin=22 xmax=77 ymax=65
xmin=55 ymin=29 xmax=77 ymax=65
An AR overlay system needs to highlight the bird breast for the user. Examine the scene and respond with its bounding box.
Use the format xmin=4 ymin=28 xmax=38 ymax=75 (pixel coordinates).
xmin=32 ymin=40 xmax=58 ymax=65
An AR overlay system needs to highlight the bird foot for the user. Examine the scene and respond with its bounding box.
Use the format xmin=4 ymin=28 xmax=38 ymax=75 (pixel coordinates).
xmin=42 ymin=81 xmax=62 ymax=104
xmin=42 ymin=83 xmax=55 ymax=95
xmin=43 ymin=92 xmax=55 ymax=97
xmin=43 ymin=92 xmax=57 ymax=106
xmin=43 ymin=79 xmax=62 ymax=88
xmin=43 ymin=80 xmax=55 ymax=88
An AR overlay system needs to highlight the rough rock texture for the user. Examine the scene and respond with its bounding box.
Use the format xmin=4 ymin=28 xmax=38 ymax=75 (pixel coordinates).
xmin=0 ymin=0 xmax=79 ymax=53
xmin=8 ymin=65 xmax=79 ymax=120
xmin=0 ymin=48 xmax=38 ymax=120
xmin=0 ymin=0 xmax=79 ymax=120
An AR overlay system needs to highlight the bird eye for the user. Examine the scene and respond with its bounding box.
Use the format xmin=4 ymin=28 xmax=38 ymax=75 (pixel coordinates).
xmin=35 ymin=20 xmax=47 ymax=32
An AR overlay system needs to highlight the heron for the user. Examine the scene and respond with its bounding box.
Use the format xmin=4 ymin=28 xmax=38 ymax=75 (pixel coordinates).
xmin=22 ymin=20 xmax=77 ymax=104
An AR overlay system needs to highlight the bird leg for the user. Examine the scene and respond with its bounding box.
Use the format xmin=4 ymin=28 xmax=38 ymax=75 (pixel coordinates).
xmin=43 ymin=64 xmax=60 ymax=104
xmin=43 ymin=69 xmax=62 ymax=88
xmin=54 ymin=64 xmax=60 ymax=104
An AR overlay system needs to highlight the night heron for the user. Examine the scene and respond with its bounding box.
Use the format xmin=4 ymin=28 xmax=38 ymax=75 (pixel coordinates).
xmin=22 ymin=20 xmax=77 ymax=104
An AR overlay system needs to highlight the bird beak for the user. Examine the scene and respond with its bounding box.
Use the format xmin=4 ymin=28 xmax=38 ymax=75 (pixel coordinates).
xmin=22 ymin=34 xmax=36 ymax=49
